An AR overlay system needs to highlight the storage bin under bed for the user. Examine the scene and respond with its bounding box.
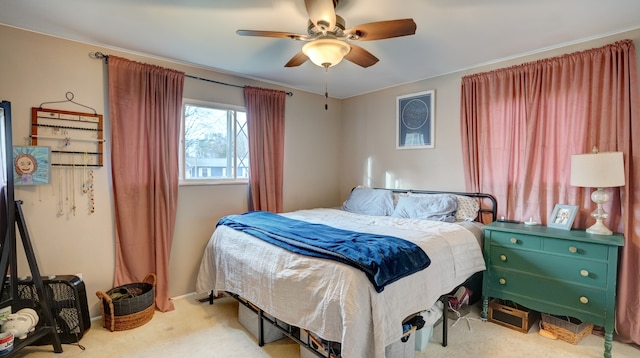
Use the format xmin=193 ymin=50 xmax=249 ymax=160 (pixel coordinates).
xmin=237 ymin=301 xmax=290 ymax=343
xmin=235 ymin=294 xmax=422 ymax=358
xmin=299 ymin=327 xmax=416 ymax=358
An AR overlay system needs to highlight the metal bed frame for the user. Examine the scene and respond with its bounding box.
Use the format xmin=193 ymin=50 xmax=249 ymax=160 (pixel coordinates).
xmin=204 ymin=190 xmax=497 ymax=357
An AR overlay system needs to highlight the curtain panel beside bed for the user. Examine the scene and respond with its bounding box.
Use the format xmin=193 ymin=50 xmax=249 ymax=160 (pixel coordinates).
xmin=460 ymin=39 xmax=640 ymax=345
xmin=244 ymin=86 xmax=286 ymax=213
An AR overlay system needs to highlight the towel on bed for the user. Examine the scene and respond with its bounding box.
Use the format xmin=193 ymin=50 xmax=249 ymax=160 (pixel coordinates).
xmin=217 ymin=211 xmax=431 ymax=292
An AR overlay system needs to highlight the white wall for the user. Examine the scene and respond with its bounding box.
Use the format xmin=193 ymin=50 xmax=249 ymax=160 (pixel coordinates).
xmin=340 ymin=77 xmax=466 ymax=194
xmin=340 ymin=29 xmax=640 ymax=201
xmin=0 ymin=25 xmax=343 ymax=317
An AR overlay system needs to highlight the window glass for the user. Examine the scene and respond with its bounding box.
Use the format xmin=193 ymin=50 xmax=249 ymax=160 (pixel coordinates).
xmin=181 ymin=100 xmax=248 ymax=183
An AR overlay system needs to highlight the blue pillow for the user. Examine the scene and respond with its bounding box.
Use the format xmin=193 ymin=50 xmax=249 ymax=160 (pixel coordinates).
xmin=391 ymin=195 xmax=458 ymax=222
xmin=342 ymin=188 xmax=394 ymax=216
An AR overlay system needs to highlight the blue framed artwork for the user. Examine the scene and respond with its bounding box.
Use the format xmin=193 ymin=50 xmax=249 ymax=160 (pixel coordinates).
xmin=13 ymin=146 xmax=51 ymax=185
xmin=396 ymin=90 xmax=435 ymax=149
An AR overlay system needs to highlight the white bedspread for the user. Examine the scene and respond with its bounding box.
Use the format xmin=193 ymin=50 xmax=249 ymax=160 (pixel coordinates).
xmin=196 ymin=208 xmax=485 ymax=358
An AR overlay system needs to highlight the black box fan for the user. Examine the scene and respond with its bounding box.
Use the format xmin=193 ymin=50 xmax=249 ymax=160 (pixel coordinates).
xmin=16 ymin=274 xmax=91 ymax=345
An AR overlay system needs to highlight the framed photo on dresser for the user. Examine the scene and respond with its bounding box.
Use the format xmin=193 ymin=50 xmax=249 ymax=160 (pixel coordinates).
xmin=548 ymin=204 xmax=578 ymax=230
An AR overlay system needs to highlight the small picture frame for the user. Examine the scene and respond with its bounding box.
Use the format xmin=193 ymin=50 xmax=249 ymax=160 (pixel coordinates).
xmin=13 ymin=146 xmax=51 ymax=185
xmin=548 ymin=204 xmax=578 ymax=230
xmin=396 ymin=90 xmax=435 ymax=149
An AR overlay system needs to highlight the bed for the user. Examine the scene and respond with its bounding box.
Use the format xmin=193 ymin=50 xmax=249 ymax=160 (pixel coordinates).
xmin=196 ymin=188 xmax=497 ymax=358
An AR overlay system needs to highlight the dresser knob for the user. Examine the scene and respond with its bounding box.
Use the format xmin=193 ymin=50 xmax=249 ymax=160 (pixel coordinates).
xmin=499 ymin=278 xmax=506 ymax=285
xmin=580 ymin=270 xmax=589 ymax=277
xmin=510 ymin=238 xmax=518 ymax=244
xmin=580 ymin=296 xmax=589 ymax=304
xmin=569 ymin=246 xmax=578 ymax=253
xmin=500 ymin=255 xmax=507 ymax=262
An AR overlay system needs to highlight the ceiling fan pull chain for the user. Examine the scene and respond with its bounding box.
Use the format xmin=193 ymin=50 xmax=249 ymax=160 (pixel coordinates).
xmin=324 ymin=65 xmax=329 ymax=110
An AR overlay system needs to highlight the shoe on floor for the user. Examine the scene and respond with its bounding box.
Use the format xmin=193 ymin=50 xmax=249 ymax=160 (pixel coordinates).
xmin=448 ymin=286 xmax=471 ymax=311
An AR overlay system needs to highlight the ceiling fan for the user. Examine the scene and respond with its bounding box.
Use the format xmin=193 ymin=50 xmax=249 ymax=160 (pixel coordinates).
xmin=236 ymin=0 xmax=417 ymax=69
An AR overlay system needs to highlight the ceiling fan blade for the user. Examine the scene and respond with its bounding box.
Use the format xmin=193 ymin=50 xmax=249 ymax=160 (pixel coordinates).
xmin=345 ymin=19 xmax=417 ymax=41
xmin=236 ymin=30 xmax=307 ymax=40
xmin=305 ymin=0 xmax=336 ymax=32
xmin=344 ymin=45 xmax=379 ymax=68
xmin=284 ymin=52 xmax=309 ymax=67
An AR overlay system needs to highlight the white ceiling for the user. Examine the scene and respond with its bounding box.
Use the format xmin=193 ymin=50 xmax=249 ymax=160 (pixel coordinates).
xmin=2 ymin=0 xmax=639 ymax=99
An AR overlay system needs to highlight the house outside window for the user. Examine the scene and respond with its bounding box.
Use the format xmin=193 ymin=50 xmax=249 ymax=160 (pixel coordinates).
xmin=180 ymin=99 xmax=248 ymax=184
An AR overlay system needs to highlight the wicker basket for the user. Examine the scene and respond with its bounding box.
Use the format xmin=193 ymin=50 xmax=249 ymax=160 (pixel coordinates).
xmin=541 ymin=313 xmax=593 ymax=344
xmin=96 ymin=273 xmax=156 ymax=331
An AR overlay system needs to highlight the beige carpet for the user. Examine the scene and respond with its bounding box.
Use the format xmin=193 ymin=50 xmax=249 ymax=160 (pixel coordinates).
xmin=11 ymin=294 xmax=639 ymax=358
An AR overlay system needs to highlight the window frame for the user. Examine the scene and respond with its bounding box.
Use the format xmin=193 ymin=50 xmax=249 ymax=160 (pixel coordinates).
xmin=179 ymin=98 xmax=249 ymax=186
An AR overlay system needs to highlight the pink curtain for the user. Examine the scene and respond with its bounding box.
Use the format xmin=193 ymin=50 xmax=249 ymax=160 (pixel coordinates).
xmin=244 ymin=86 xmax=286 ymax=213
xmin=108 ymin=56 xmax=184 ymax=312
xmin=460 ymin=40 xmax=640 ymax=345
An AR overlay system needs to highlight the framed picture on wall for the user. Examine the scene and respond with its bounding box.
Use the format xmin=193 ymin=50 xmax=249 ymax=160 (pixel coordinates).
xmin=13 ymin=146 xmax=51 ymax=185
xmin=396 ymin=90 xmax=435 ymax=149
xmin=548 ymin=204 xmax=578 ymax=230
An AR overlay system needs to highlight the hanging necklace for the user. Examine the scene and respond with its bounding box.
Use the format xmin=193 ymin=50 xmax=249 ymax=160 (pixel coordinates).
xmin=82 ymin=152 xmax=89 ymax=194
xmin=88 ymin=169 xmax=95 ymax=214
xmin=71 ymin=154 xmax=76 ymax=216
xmin=57 ymin=154 xmax=64 ymax=216
xmin=81 ymin=152 xmax=94 ymax=213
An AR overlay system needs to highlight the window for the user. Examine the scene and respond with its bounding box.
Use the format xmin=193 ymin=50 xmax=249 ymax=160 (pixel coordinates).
xmin=180 ymin=100 xmax=248 ymax=184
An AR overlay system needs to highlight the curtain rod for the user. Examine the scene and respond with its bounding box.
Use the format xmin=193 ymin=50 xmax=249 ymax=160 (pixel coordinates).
xmin=89 ymin=52 xmax=293 ymax=97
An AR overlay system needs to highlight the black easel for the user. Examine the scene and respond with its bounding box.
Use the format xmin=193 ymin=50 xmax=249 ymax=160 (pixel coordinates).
xmin=0 ymin=100 xmax=61 ymax=354
xmin=0 ymin=201 xmax=63 ymax=355
xmin=15 ymin=201 xmax=62 ymax=351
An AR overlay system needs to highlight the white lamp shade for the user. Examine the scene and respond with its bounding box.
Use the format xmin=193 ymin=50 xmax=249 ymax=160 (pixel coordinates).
xmin=302 ymin=39 xmax=351 ymax=68
xmin=570 ymin=151 xmax=625 ymax=188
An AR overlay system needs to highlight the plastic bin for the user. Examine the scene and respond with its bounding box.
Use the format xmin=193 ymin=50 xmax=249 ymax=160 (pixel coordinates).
xmin=414 ymin=324 xmax=434 ymax=351
xmin=237 ymin=303 xmax=289 ymax=343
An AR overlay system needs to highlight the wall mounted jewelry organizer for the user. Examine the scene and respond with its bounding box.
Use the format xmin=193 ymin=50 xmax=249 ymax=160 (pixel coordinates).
xmin=30 ymin=107 xmax=104 ymax=167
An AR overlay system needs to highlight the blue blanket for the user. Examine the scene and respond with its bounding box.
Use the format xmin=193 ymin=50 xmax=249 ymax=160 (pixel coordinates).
xmin=217 ymin=211 xmax=431 ymax=293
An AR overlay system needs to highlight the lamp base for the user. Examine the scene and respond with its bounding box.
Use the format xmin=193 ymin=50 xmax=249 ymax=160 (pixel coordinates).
xmin=586 ymin=220 xmax=613 ymax=236
xmin=586 ymin=189 xmax=614 ymax=236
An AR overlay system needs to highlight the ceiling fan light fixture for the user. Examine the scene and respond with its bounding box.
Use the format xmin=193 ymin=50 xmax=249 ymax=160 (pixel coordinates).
xmin=302 ymin=38 xmax=351 ymax=68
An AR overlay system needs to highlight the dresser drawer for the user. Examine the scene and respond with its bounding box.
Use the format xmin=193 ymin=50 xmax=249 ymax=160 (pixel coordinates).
xmin=542 ymin=237 xmax=609 ymax=261
xmin=487 ymin=268 xmax=606 ymax=314
xmin=488 ymin=248 xmax=608 ymax=289
xmin=488 ymin=231 xmax=541 ymax=250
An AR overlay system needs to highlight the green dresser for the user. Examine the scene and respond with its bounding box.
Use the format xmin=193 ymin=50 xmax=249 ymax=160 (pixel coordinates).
xmin=481 ymin=222 xmax=623 ymax=358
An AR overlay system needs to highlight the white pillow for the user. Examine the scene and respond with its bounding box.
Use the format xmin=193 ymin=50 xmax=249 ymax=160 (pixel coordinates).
xmin=342 ymin=188 xmax=394 ymax=216
xmin=454 ymin=195 xmax=480 ymax=221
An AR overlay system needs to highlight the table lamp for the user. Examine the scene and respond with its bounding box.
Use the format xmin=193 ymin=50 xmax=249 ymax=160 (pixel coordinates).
xmin=570 ymin=147 xmax=625 ymax=235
